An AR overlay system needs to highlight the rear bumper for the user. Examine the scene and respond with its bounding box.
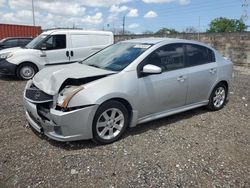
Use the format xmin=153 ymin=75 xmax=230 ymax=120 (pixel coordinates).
xmin=23 ymin=98 xmax=98 ymax=142
xmin=0 ymin=59 xmax=16 ymax=75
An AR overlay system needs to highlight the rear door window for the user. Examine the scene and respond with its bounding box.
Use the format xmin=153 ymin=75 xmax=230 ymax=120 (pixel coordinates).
xmin=3 ymin=39 xmax=19 ymax=47
xmin=185 ymin=44 xmax=215 ymax=66
xmin=18 ymin=39 xmax=32 ymax=46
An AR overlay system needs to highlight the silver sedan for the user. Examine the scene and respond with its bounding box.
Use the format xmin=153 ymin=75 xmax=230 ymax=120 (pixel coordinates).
xmin=23 ymin=38 xmax=233 ymax=144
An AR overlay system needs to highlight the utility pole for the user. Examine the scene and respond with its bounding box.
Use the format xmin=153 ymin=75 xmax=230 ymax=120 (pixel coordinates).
xmin=241 ymin=0 xmax=249 ymax=22
xmin=32 ymin=0 xmax=35 ymax=26
xmin=122 ymin=15 xmax=125 ymax=35
xmin=198 ymin=16 xmax=200 ymax=41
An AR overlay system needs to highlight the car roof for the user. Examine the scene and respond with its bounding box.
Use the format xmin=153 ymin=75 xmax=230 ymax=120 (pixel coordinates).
xmin=42 ymin=29 xmax=113 ymax=35
xmin=1 ymin=37 xmax=33 ymax=40
xmin=121 ymin=37 xmax=213 ymax=49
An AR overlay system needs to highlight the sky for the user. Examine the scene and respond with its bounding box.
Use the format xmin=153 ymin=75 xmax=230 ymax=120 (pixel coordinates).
xmin=0 ymin=0 xmax=249 ymax=33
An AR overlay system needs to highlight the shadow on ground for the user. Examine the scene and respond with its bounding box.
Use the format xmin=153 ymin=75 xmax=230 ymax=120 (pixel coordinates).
xmin=32 ymin=106 xmax=213 ymax=150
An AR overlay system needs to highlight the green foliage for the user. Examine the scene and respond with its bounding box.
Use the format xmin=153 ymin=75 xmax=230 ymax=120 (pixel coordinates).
xmin=155 ymin=28 xmax=179 ymax=35
xmin=207 ymin=17 xmax=247 ymax=33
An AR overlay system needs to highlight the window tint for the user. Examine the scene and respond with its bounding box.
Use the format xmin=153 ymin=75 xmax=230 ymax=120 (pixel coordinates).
xmin=186 ymin=44 xmax=215 ymax=66
xmin=147 ymin=44 xmax=185 ymax=72
xmin=18 ymin=39 xmax=32 ymax=46
xmin=3 ymin=39 xmax=19 ymax=47
xmin=43 ymin=35 xmax=66 ymax=50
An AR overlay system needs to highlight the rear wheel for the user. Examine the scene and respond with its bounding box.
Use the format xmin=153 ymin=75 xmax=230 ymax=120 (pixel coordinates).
xmin=16 ymin=63 xmax=37 ymax=80
xmin=207 ymin=83 xmax=228 ymax=111
xmin=92 ymin=100 xmax=129 ymax=144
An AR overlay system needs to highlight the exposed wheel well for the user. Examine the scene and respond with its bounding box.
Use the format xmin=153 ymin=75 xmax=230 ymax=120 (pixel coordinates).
xmin=102 ymin=98 xmax=133 ymax=122
xmin=218 ymin=80 xmax=228 ymax=91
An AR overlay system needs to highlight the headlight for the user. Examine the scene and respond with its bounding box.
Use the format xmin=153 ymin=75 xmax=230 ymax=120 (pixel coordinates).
xmin=0 ymin=52 xmax=13 ymax=59
xmin=57 ymin=85 xmax=84 ymax=109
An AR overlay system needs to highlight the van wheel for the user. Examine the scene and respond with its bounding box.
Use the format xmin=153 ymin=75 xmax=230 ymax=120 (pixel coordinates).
xmin=16 ymin=63 xmax=37 ymax=80
xmin=92 ymin=100 xmax=129 ymax=144
xmin=207 ymin=83 xmax=228 ymax=111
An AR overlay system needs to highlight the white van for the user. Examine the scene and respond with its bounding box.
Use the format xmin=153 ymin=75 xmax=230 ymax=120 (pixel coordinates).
xmin=0 ymin=29 xmax=114 ymax=79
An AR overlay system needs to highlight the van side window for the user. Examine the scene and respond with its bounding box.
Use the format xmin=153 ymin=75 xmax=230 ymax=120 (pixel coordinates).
xmin=186 ymin=44 xmax=215 ymax=66
xmin=44 ymin=35 xmax=66 ymax=50
xmin=147 ymin=44 xmax=185 ymax=72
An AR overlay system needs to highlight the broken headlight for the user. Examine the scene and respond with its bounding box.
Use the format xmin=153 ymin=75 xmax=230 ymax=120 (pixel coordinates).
xmin=57 ymin=85 xmax=84 ymax=109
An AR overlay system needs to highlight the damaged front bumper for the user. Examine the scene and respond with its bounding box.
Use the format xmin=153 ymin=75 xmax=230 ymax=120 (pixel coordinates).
xmin=23 ymin=98 xmax=98 ymax=142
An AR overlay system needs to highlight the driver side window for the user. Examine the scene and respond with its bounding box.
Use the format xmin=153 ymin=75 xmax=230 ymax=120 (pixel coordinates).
xmin=151 ymin=43 xmax=185 ymax=72
xmin=43 ymin=34 xmax=66 ymax=50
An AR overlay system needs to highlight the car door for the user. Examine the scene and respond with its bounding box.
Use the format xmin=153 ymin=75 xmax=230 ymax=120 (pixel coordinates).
xmin=137 ymin=43 xmax=188 ymax=118
xmin=185 ymin=44 xmax=218 ymax=104
xmin=41 ymin=34 xmax=70 ymax=65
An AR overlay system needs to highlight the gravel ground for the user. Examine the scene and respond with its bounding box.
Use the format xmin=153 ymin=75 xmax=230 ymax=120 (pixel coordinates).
xmin=0 ymin=66 xmax=249 ymax=188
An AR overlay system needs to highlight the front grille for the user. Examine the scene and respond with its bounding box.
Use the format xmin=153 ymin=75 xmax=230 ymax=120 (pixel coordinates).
xmin=25 ymin=84 xmax=53 ymax=102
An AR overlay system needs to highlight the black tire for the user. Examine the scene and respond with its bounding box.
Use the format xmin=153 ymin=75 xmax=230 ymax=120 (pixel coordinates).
xmin=92 ymin=100 xmax=129 ymax=144
xmin=16 ymin=63 xmax=38 ymax=80
xmin=207 ymin=83 xmax=228 ymax=111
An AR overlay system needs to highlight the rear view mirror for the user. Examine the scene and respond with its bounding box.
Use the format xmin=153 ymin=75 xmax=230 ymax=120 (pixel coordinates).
xmin=142 ymin=64 xmax=162 ymax=75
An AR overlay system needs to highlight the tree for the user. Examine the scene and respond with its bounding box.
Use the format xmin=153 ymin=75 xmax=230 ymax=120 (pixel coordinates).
xmin=207 ymin=17 xmax=247 ymax=33
xmin=142 ymin=30 xmax=154 ymax=34
xmin=155 ymin=28 xmax=179 ymax=35
xmin=183 ymin=26 xmax=199 ymax=33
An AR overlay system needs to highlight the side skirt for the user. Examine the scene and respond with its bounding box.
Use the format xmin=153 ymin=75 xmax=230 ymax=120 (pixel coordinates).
xmin=137 ymin=101 xmax=209 ymax=125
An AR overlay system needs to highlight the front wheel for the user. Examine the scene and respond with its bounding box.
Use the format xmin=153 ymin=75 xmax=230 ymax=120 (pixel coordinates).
xmin=207 ymin=83 xmax=228 ymax=111
xmin=92 ymin=100 xmax=129 ymax=144
xmin=16 ymin=63 xmax=38 ymax=80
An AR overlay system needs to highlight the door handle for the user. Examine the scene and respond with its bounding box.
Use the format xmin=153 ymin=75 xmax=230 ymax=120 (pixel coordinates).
xmin=209 ymin=68 xmax=217 ymax=74
xmin=92 ymin=48 xmax=102 ymax=50
xmin=70 ymin=51 xmax=74 ymax=57
xmin=177 ymin=75 xmax=186 ymax=82
xmin=66 ymin=51 xmax=69 ymax=57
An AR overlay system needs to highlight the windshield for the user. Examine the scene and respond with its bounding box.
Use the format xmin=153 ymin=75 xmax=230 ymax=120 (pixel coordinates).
xmin=26 ymin=34 xmax=48 ymax=49
xmin=83 ymin=42 xmax=152 ymax=71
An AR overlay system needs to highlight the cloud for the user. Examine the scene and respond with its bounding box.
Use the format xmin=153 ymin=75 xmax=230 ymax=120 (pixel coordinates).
xmin=179 ymin=0 xmax=190 ymax=5
xmin=8 ymin=0 xmax=86 ymax=16
xmin=128 ymin=23 xmax=139 ymax=29
xmin=109 ymin=5 xmax=128 ymax=13
xmin=0 ymin=0 xmax=6 ymax=7
xmin=81 ymin=12 xmax=103 ymax=24
xmin=78 ymin=0 xmax=133 ymax=7
xmin=127 ymin=8 xmax=138 ymax=17
xmin=142 ymin=0 xmax=190 ymax=5
xmin=144 ymin=11 xmax=158 ymax=18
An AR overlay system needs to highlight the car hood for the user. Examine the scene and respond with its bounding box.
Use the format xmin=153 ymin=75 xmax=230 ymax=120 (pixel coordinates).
xmin=0 ymin=47 xmax=21 ymax=53
xmin=33 ymin=63 xmax=115 ymax=95
xmin=0 ymin=47 xmax=39 ymax=54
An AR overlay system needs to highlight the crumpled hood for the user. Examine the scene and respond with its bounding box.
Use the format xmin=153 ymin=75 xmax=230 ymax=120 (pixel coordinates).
xmin=33 ymin=63 xmax=115 ymax=95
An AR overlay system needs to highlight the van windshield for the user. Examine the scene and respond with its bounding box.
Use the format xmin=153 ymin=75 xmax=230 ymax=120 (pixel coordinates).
xmin=83 ymin=42 xmax=152 ymax=71
xmin=26 ymin=34 xmax=48 ymax=49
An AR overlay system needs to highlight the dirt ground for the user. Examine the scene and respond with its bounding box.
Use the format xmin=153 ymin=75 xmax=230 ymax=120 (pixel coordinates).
xmin=0 ymin=66 xmax=249 ymax=188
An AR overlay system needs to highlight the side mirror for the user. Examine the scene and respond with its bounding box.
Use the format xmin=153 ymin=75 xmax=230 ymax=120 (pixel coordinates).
xmin=40 ymin=43 xmax=47 ymax=50
xmin=142 ymin=64 xmax=162 ymax=75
